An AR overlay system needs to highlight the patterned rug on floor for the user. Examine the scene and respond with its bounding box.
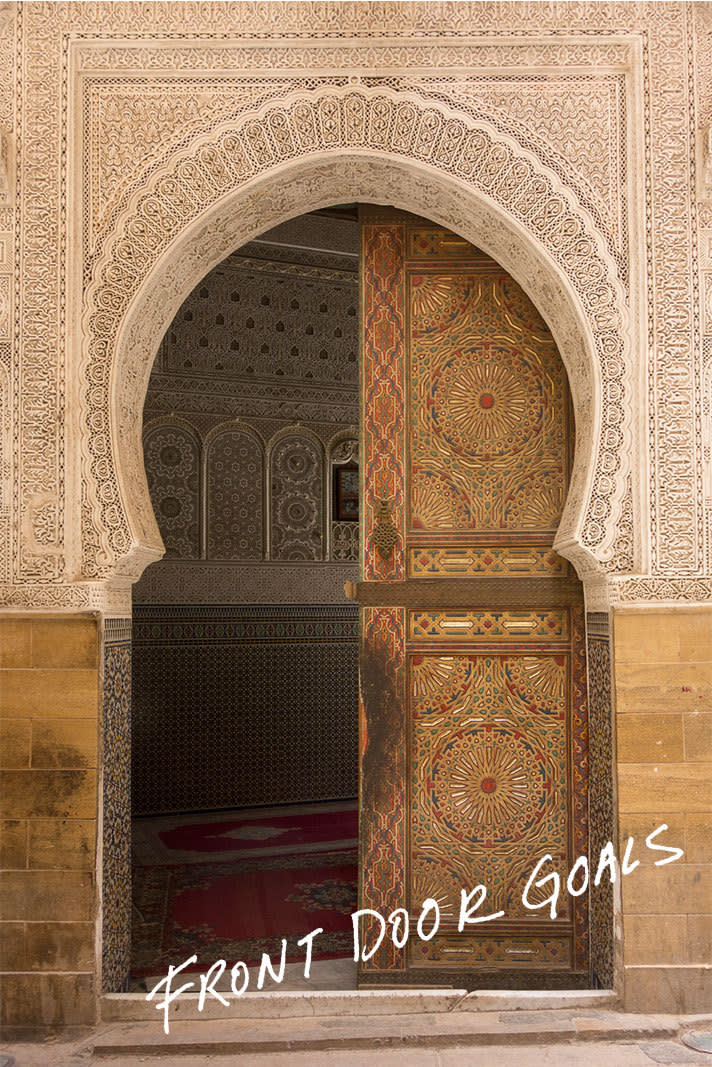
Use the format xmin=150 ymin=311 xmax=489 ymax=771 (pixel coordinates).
xmin=131 ymin=801 xmax=358 ymax=977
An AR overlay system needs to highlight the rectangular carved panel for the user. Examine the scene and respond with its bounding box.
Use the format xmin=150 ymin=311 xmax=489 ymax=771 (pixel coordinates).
xmin=407 ymin=259 xmax=571 ymax=537
xmin=409 ymin=546 xmax=570 ymax=578
xmin=409 ymin=609 xmax=570 ymax=641
xmin=410 ymin=933 xmax=572 ymax=970
xmin=409 ymin=651 xmax=570 ymax=922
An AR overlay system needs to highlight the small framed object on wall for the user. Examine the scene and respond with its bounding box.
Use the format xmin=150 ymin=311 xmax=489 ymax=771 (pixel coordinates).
xmin=334 ymin=465 xmax=359 ymax=521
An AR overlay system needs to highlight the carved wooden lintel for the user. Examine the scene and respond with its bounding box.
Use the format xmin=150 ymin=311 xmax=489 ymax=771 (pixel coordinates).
xmin=354 ymin=577 xmax=584 ymax=608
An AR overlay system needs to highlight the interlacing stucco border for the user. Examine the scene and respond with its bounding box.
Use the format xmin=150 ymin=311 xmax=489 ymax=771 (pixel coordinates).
xmin=3 ymin=3 xmax=710 ymax=612
xmin=82 ymin=86 xmax=633 ymax=589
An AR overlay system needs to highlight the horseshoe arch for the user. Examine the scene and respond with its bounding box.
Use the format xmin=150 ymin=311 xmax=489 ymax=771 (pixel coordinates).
xmin=80 ymin=87 xmax=635 ymax=600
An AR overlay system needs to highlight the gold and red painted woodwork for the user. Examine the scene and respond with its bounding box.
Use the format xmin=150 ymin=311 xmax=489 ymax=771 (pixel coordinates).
xmin=359 ymin=208 xmax=588 ymax=985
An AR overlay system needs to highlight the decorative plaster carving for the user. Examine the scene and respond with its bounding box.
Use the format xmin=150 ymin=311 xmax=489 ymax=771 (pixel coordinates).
xmin=328 ymin=430 xmax=359 ymax=562
xmin=83 ymin=87 xmax=632 ymax=588
xmin=610 ymin=576 xmax=712 ymax=603
xmin=145 ymin=370 xmax=358 ymax=422
xmin=694 ymin=3 xmax=712 ymax=228
xmin=206 ymin=424 xmax=265 ymax=561
xmin=13 ymin=3 xmax=65 ymax=583
xmin=142 ymin=420 xmax=200 ymax=559
xmin=702 ymin=127 xmax=712 ymax=203
xmin=76 ymin=41 xmax=634 ymax=76
xmin=2 ymin=4 xmax=710 ymax=609
xmin=331 ymin=521 xmax=359 ymax=562
xmin=0 ymin=274 xmax=10 ymax=340
xmin=330 ymin=434 xmax=359 ymax=466
xmin=269 ymin=428 xmax=324 ymax=561
xmin=0 ymin=129 xmax=10 ymax=206
xmin=643 ymin=5 xmax=704 ymax=575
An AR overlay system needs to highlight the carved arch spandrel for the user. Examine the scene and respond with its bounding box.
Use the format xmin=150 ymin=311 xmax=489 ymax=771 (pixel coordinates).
xmin=82 ymin=87 xmax=636 ymax=589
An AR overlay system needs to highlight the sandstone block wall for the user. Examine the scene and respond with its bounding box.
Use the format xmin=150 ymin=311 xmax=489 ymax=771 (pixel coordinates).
xmin=0 ymin=616 xmax=99 ymax=1031
xmin=615 ymin=608 xmax=712 ymax=1012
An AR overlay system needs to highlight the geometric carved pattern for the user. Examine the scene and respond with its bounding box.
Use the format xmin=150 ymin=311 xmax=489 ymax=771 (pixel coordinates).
xmin=329 ymin=434 xmax=359 ymax=561
xmin=141 ymin=414 xmax=360 ymax=565
xmin=102 ymin=628 xmax=132 ymax=993
xmin=402 ymin=80 xmax=626 ymax=256
xmin=88 ymin=87 xmax=633 ymax=585
xmin=331 ymin=521 xmax=359 ymax=562
xmin=131 ymin=605 xmax=358 ymax=814
xmin=270 ymin=431 xmax=324 ymax=560
xmin=143 ymin=423 xmax=200 ymax=559
xmin=410 ymin=609 xmax=569 ymax=641
xmin=410 ymin=653 xmax=569 ymax=921
xmin=409 ymin=261 xmax=570 ymax=536
xmin=206 ymin=426 xmax=264 ymax=560
xmin=133 ymin=561 xmax=359 ymax=605
xmin=410 ymin=546 xmax=570 ymax=577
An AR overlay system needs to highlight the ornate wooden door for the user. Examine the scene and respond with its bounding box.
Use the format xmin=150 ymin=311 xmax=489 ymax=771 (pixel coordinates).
xmin=358 ymin=208 xmax=589 ymax=988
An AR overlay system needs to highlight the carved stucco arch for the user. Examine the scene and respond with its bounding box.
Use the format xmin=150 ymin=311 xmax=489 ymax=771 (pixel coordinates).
xmin=81 ymin=87 xmax=635 ymax=592
xmin=141 ymin=414 xmax=203 ymax=560
xmin=202 ymin=420 xmax=266 ymax=562
xmin=266 ymin=424 xmax=326 ymax=562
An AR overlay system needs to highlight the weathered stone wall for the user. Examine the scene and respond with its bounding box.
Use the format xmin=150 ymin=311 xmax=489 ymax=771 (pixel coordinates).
xmin=615 ymin=608 xmax=712 ymax=1013
xmin=0 ymin=616 xmax=99 ymax=1031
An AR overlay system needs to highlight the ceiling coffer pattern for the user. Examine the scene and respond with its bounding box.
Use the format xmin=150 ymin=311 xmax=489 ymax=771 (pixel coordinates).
xmin=156 ymin=253 xmax=358 ymax=386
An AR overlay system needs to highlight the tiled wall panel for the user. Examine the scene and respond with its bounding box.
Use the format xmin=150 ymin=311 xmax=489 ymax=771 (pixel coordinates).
xmin=102 ymin=619 xmax=131 ymax=994
xmin=132 ymin=605 xmax=358 ymax=814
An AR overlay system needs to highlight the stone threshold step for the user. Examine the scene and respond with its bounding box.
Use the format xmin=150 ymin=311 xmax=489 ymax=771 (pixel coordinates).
xmin=101 ymin=987 xmax=617 ymax=1023
xmin=92 ymin=1009 xmax=678 ymax=1056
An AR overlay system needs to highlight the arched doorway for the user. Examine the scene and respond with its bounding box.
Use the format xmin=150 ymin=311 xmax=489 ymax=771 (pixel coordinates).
xmin=89 ymin=91 xmax=630 ymax=998
xmin=120 ymin=204 xmax=610 ymax=996
xmin=86 ymin=92 xmax=635 ymax=589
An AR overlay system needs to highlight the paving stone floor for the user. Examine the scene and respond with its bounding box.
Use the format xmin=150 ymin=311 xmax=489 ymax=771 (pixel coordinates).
xmin=3 ymin=1030 xmax=712 ymax=1066
xmin=2 ymin=1039 xmax=712 ymax=1066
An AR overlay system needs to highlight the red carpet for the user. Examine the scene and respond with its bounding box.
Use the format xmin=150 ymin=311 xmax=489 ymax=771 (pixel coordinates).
xmin=132 ymin=801 xmax=358 ymax=864
xmin=131 ymin=802 xmax=358 ymax=977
